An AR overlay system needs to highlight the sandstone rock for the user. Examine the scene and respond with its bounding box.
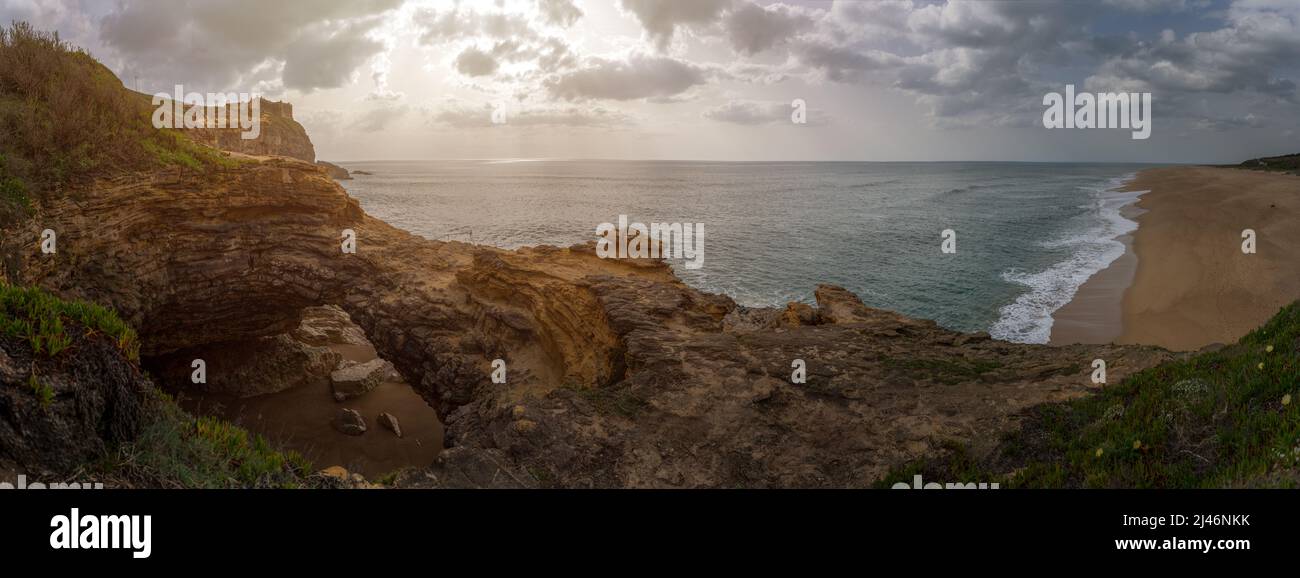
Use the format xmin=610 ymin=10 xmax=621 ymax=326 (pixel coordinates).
xmin=377 ymin=412 xmax=402 ymax=438
xmin=147 ymin=334 xmax=340 ymax=398
xmin=331 ymin=359 xmax=391 ymax=401
xmin=332 ymin=409 xmax=367 ymax=436
xmin=780 ymin=301 xmax=820 ymax=326
xmin=317 ymin=466 xmax=381 ymax=489
xmin=0 ymin=87 xmax=1182 ymax=488
xmin=316 ymin=160 xmax=351 ymax=180
xmin=292 ymin=306 xmax=369 ymax=347
xmin=182 ymin=98 xmax=316 ymax=162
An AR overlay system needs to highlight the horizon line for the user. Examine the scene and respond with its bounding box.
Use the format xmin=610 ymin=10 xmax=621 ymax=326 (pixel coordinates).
xmin=324 ymin=158 xmax=1208 ymax=165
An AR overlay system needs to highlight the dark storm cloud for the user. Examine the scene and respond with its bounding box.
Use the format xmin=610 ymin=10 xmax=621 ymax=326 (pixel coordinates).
xmin=782 ymin=0 xmax=1300 ymax=129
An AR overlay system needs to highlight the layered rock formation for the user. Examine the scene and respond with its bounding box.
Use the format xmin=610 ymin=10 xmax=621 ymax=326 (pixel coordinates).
xmin=0 ymin=149 xmax=1177 ymax=487
xmin=150 ymin=334 xmax=340 ymax=398
xmin=180 ymin=99 xmax=316 ymax=163
xmin=317 ymin=160 xmax=351 ymax=180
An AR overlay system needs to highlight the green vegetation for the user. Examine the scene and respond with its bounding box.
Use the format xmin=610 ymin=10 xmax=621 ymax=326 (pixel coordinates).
xmin=0 ymin=153 xmax=30 ymax=222
xmin=27 ymin=370 xmax=53 ymax=408
xmin=1238 ymin=153 xmax=1300 ymax=174
xmin=99 ymin=391 xmax=317 ymax=489
xmin=880 ymin=301 xmax=1300 ymax=488
xmin=0 ymin=22 xmax=233 ymax=225
xmin=2 ymin=285 xmax=314 ymax=488
xmin=0 ymin=283 xmax=139 ymax=361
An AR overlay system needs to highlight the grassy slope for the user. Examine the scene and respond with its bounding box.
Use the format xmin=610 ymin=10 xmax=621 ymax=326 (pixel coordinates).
xmin=1238 ymin=153 xmax=1300 ymax=174
xmin=881 ymin=302 xmax=1300 ymax=488
xmin=0 ymin=25 xmax=311 ymax=487
xmin=3 ymin=283 xmax=316 ymax=488
xmin=0 ymin=23 xmax=235 ymax=225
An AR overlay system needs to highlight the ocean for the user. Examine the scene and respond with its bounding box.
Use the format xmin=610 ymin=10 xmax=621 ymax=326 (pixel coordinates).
xmin=338 ymin=160 xmax=1152 ymax=344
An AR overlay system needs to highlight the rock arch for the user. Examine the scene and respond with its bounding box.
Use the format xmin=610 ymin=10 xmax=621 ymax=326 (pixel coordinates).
xmin=3 ymin=157 xmax=1175 ymax=487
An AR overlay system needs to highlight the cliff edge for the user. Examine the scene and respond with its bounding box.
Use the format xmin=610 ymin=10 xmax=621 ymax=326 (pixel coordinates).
xmin=0 ymin=25 xmax=1231 ymax=488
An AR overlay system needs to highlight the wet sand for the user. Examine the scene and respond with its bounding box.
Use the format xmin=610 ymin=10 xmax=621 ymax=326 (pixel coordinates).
xmin=179 ymin=342 xmax=442 ymax=478
xmin=1049 ymin=204 xmax=1143 ymax=345
xmin=1051 ymin=166 xmax=1300 ymax=351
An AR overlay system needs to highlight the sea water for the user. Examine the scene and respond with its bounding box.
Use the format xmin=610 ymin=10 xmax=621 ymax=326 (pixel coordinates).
xmin=338 ymin=160 xmax=1153 ymax=343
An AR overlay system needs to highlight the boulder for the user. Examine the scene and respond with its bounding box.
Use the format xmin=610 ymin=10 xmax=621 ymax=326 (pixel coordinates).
xmin=331 ymin=359 xmax=391 ymax=401
xmin=292 ymin=305 xmax=368 ymax=347
xmin=780 ymin=302 xmax=820 ymax=327
xmin=377 ymin=412 xmax=402 ymax=438
xmin=317 ymin=466 xmax=381 ymax=489
xmin=332 ymin=408 xmax=367 ymax=436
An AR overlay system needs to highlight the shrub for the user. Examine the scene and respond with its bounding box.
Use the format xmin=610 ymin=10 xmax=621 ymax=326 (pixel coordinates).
xmin=881 ymin=301 xmax=1300 ymax=488
xmin=0 ymin=22 xmax=230 ymax=224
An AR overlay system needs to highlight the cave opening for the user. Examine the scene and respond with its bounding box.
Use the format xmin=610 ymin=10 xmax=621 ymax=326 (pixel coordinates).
xmin=142 ymin=305 xmax=443 ymax=479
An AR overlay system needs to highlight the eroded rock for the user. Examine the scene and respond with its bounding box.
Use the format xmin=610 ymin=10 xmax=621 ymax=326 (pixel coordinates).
xmin=0 ymin=323 xmax=148 ymax=476
xmin=332 ymin=409 xmax=367 ymax=436
xmin=316 ymin=160 xmax=351 ymax=180
xmin=331 ymin=359 xmax=391 ymax=401
xmin=148 ymin=334 xmax=340 ymax=398
xmin=0 ymin=99 xmax=1182 ymax=489
xmin=377 ymin=412 xmax=402 ymax=438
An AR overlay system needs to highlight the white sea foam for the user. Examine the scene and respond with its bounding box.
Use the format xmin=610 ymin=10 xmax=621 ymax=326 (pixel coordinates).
xmin=989 ymin=174 xmax=1147 ymax=344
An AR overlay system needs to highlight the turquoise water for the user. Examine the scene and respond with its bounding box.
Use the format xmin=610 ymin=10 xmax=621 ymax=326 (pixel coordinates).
xmin=338 ymin=160 xmax=1154 ymax=343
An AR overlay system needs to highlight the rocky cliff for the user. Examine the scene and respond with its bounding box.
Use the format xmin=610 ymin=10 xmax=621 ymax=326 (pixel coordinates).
xmin=317 ymin=160 xmax=351 ymax=180
xmin=180 ymin=98 xmax=316 ymax=163
xmin=1 ymin=148 xmax=1177 ymax=487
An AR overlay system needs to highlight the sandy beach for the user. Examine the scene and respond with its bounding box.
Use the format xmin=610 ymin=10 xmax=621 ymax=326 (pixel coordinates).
xmin=1051 ymin=166 xmax=1300 ymax=351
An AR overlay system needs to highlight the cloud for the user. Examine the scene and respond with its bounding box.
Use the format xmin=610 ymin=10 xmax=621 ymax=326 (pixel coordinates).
xmin=1086 ymin=2 xmax=1300 ymax=103
xmin=538 ymin=0 xmax=583 ymax=28
xmin=411 ymin=3 xmax=575 ymax=77
xmin=546 ymin=53 xmax=708 ymax=101
xmin=413 ymin=6 xmax=537 ymax=45
xmin=430 ymin=100 xmax=633 ymax=128
xmin=723 ymin=2 xmax=814 ymax=56
xmin=351 ymin=102 xmax=410 ymax=132
xmin=704 ymin=100 xmax=797 ymax=125
xmin=619 ymin=0 xmax=731 ymax=51
xmin=455 ymin=46 xmax=500 ymax=77
xmin=792 ymin=0 xmax=1081 ymax=126
xmin=282 ymin=20 xmax=385 ymax=92
xmin=94 ymin=0 xmax=402 ymax=93
xmin=794 ymin=41 xmax=903 ymax=82
xmin=1193 ymin=112 xmax=1266 ymax=131
xmin=775 ymin=0 xmax=1300 ymax=131
xmin=1101 ymin=0 xmax=1200 ymax=12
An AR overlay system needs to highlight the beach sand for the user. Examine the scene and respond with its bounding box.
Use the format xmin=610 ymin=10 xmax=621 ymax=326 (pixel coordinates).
xmin=1050 ymin=166 xmax=1300 ymax=351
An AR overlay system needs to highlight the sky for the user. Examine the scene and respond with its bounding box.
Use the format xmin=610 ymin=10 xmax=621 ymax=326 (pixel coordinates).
xmin=2 ymin=0 xmax=1298 ymax=163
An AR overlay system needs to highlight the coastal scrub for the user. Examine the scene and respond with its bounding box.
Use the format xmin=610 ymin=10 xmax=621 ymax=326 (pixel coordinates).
xmin=881 ymin=301 xmax=1300 ymax=488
